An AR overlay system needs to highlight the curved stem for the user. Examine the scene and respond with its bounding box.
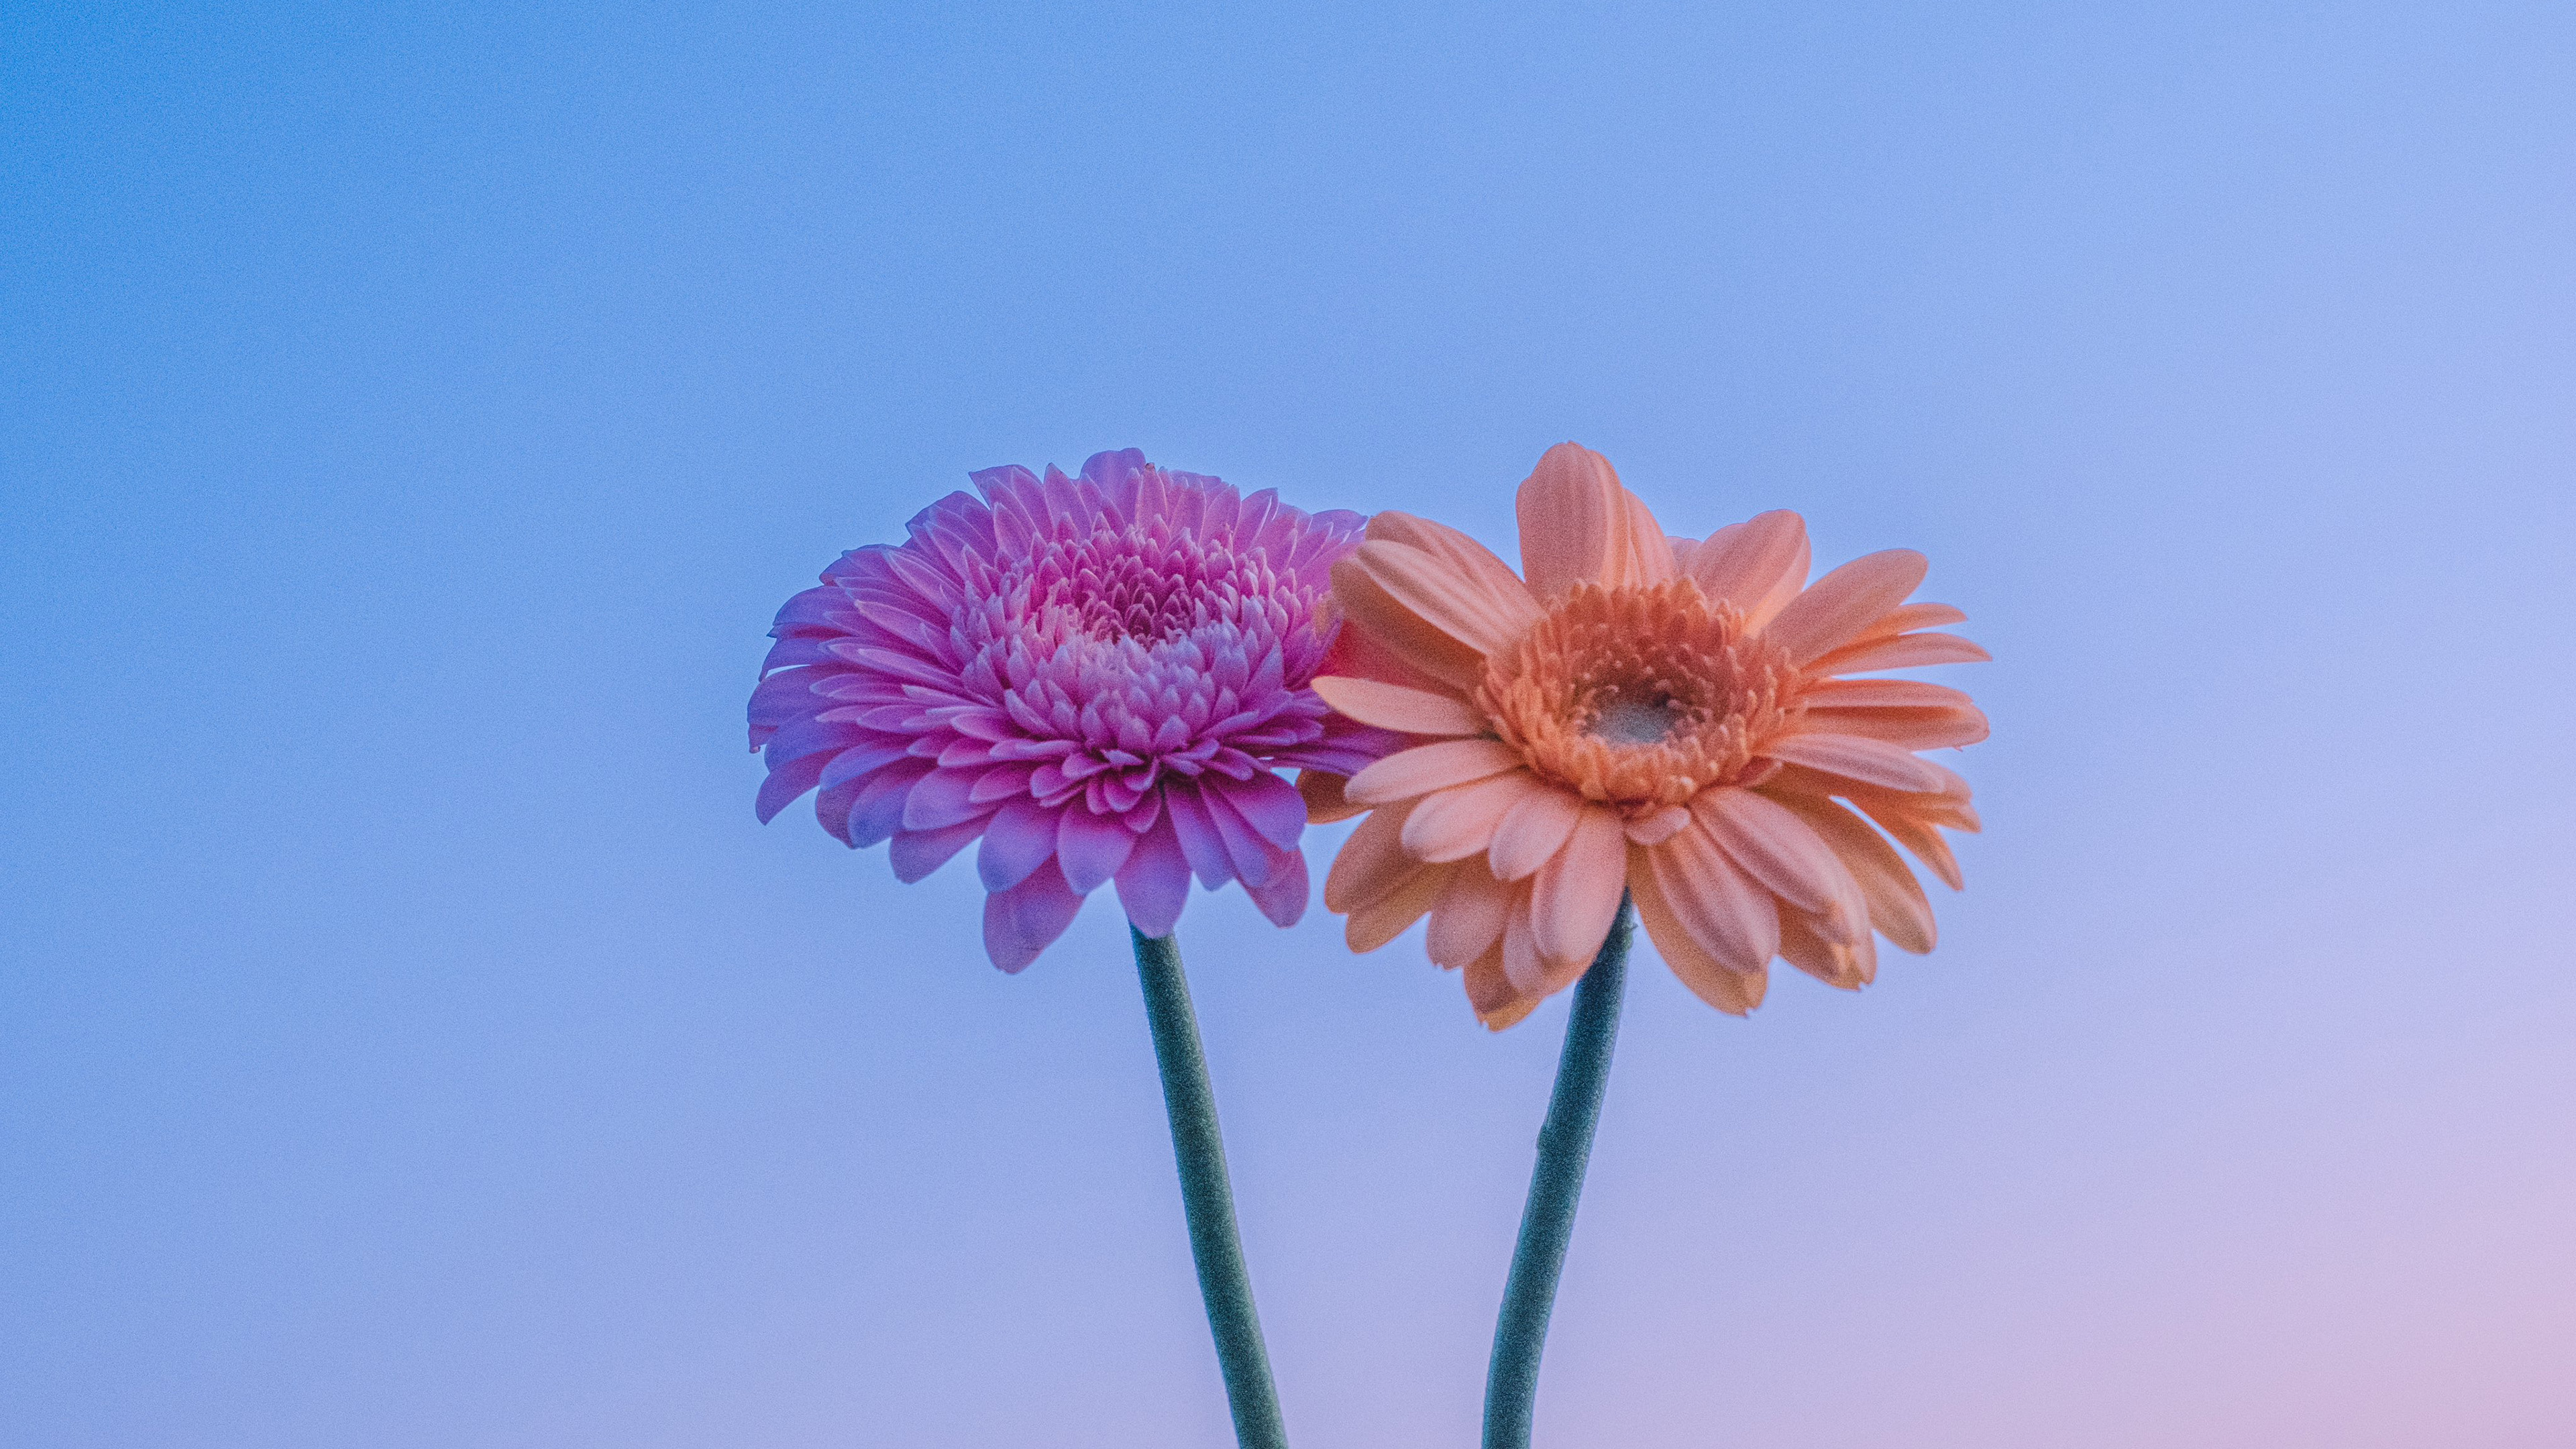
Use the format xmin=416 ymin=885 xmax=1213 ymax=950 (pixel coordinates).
xmin=1483 ymin=896 xmax=1637 ymax=1449
xmin=1131 ymin=928 xmax=1289 ymax=1449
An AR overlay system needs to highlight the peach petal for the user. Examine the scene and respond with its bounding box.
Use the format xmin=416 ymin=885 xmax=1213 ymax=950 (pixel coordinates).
xmin=1426 ymin=863 xmax=1515 ymax=969
xmin=1778 ymin=794 xmax=1935 ymax=953
xmin=1801 ymin=679 xmax=1976 ymax=710
xmin=1800 ymin=704 xmax=1992 ymax=751
xmin=1529 ymin=806 xmax=1629 ymax=969
xmin=1808 ymin=631 xmax=1992 ymax=676
xmin=1779 ymin=905 xmax=1876 ymax=989
xmin=1648 ymin=817 xmax=1780 ymax=972
xmin=1346 ymin=860 xmax=1450 ymax=952
xmin=1297 ymin=768 xmax=1364 ymax=824
xmin=1858 ymin=601 xmax=1967 ymax=638
xmin=1515 ymin=443 xmax=1627 ymax=596
xmin=1330 ymin=555 xmax=1487 ymax=692
xmin=1759 ymin=731 xmax=1948 ymax=793
xmin=1843 ymin=793 xmax=1966 ymax=890
xmin=1311 ymin=674 xmax=1485 ymax=737
xmin=1629 ymin=845 xmax=1767 ymax=1016
xmin=1694 ymin=786 xmax=1842 ymax=916
xmin=1346 ymin=738 xmax=1525 ymax=805
xmin=1623 ymin=805 xmax=1691 ymax=846
xmin=1346 ymin=537 xmax=1540 ymax=660
xmin=1464 ymin=934 xmax=1542 ymax=1030
xmin=1617 ymin=489 xmax=1677 ymax=584
xmin=1487 ymin=785 xmax=1586 ymax=881
xmin=1403 ymin=771 xmax=1543 ymax=863
xmin=1763 ymin=549 xmax=1929 ymax=665
xmin=1687 ymin=510 xmax=1810 ymax=628
xmin=1322 ymin=798 xmax=1419 ymax=912
xmin=1366 ymin=511 xmax=1538 ymax=611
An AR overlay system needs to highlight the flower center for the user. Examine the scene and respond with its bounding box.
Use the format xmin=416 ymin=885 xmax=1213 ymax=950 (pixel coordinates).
xmin=1478 ymin=578 xmax=1803 ymax=810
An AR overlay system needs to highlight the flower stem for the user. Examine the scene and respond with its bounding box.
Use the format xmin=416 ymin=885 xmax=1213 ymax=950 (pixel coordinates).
xmin=1131 ymin=928 xmax=1289 ymax=1449
xmin=1483 ymin=896 xmax=1637 ymax=1449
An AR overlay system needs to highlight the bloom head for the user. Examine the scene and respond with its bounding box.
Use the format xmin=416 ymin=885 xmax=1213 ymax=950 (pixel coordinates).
xmin=751 ymin=449 xmax=1389 ymax=969
xmin=1305 ymin=443 xmax=1989 ymax=1028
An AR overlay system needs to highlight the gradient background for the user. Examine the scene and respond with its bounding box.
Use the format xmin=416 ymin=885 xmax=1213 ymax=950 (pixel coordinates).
xmin=6 ymin=3 xmax=2573 ymax=1446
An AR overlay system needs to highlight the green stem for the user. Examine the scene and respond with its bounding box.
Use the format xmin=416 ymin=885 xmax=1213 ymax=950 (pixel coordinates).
xmin=1131 ymin=928 xmax=1289 ymax=1449
xmin=1483 ymin=896 xmax=1637 ymax=1449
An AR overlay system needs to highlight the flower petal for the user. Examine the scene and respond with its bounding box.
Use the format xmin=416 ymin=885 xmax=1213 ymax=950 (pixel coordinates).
xmin=1343 ymin=538 xmax=1538 ymax=660
xmin=1617 ymin=489 xmax=1677 ymax=584
xmin=1426 ymin=863 xmax=1515 ymax=969
xmin=983 ymin=859 xmax=1085 ymax=973
xmin=1324 ymin=798 xmax=1421 ymax=913
xmin=1347 ymin=859 xmax=1448 ymax=951
xmin=977 ymin=797 xmax=1061 ymax=892
xmin=1629 ymin=844 xmax=1768 ymax=1016
xmin=1687 ymin=510 xmax=1809 ymax=629
xmin=1763 ymin=549 xmax=1929 ymax=665
xmin=1529 ymin=806 xmax=1629 ymax=969
xmin=1297 ymin=769 xmax=1365 ymax=824
xmin=1693 ymin=787 xmax=1841 ymax=916
xmin=1057 ymin=805 xmax=1140 ymax=894
xmin=1346 ymin=739 xmax=1525 ymax=805
xmin=1241 ymin=845 xmax=1309 ymax=926
xmin=1645 ymin=816 xmax=1780 ymax=972
xmin=1515 ymin=443 xmax=1627 ymax=596
xmin=1801 ymin=679 xmax=1976 ymax=710
xmin=1807 ymin=631 xmax=1992 ymax=675
xmin=1114 ymin=814 xmax=1193 ymax=938
xmin=1487 ymin=784 xmax=1585 ymax=881
xmin=1402 ymin=770 xmax=1544 ymax=863
xmin=1364 ymin=511 xmax=1537 ymax=612
xmin=1310 ymin=675 xmax=1486 ymax=737
xmin=1779 ymin=906 xmax=1875 ymax=989
xmin=1464 ymin=930 xmax=1543 ymax=1030
xmin=1330 ymin=554 xmax=1488 ymax=692
xmin=890 ymin=817 xmax=987 ymax=883
xmin=1776 ymin=794 xmax=1935 ymax=953
xmin=1759 ymin=732 xmax=1948 ymax=793
xmin=1163 ymin=783 xmax=1237 ymax=888
xmin=1799 ymin=705 xmax=1990 ymax=750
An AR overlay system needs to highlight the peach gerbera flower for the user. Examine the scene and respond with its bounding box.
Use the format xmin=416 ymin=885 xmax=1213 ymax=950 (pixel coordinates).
xmin=1303 ymin=443 xmax=1989 ymax=1029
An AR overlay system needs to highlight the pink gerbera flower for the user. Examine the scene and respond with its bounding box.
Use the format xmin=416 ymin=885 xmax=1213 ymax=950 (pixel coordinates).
xmin=749 ymin=449 xmax=1391 ymax=971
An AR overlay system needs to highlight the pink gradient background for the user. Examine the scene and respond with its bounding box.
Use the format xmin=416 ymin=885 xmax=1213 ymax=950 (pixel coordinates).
xmin=5 ymin=3 xmax=2571 ymax=1445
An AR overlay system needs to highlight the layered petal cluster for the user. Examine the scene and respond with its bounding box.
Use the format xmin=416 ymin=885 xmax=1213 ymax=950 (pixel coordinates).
xmin=751 ymin=449 xmax=1390 ymax=970
xmin=1305 ymin=443 xmax=1989 ymax=1028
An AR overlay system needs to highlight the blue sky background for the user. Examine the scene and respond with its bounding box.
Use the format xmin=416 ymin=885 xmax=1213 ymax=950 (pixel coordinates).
xmin=5 ymin=3 xmax=2572 ymax=1445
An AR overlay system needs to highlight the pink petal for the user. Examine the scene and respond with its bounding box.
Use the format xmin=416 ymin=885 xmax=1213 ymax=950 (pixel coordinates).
xmin=1211 ymin=771 xmax=1307 ymax=851
xmin=976 ymin=798 xmax=1061 ymax=892
xmin=1241 ymin=846 xmax=1309 ymax=926
xmin=1057 ymin=805 xmax=1140 ymax=894
xmin=1163 ymin=783 xmax=1236 ymax=888
xmin=982 ymin=860 xmax=1085 ymax=973
xmin=1114 ymin=814 xmax=1193 ymax=938
xmin=890 ymin=818 xmax=988 ymax=883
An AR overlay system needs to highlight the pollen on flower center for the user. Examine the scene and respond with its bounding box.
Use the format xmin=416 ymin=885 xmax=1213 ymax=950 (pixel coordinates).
xmin=1588 ymin=695 xmax=1686 ymax=746
xmin=1479 ymin=578 xmax=1803 ymax=810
